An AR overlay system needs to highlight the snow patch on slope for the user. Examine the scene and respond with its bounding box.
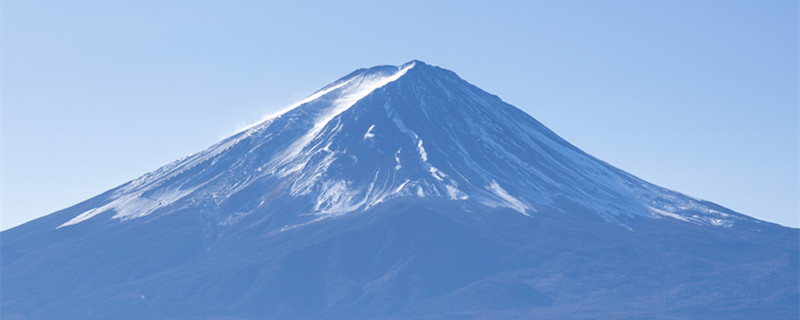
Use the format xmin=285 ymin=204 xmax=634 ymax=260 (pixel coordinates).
xmin=446 ymin=185 xmax=468 ymax=200
xmin=59 ymin=187 xmax=198 ymax=228
xmin=394 ymin=149 xmax=402 ymax=170
xmin=417 ymin=139 xmax=428 ymax=162
xmin=363 ymin=125 xmax=376 ymax=140
xmin=486 ymin=180 xmax=531 ymax=216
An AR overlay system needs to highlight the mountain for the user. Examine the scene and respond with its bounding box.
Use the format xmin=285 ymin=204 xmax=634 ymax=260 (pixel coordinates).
xmin=2 ymin=60 xmax=797 ymax=319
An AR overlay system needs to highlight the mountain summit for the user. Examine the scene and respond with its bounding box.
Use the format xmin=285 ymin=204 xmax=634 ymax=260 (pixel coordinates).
xmin=3 ymin=61 xmax=797 ymax=319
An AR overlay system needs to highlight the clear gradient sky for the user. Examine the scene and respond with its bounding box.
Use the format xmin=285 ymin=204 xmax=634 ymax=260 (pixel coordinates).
xmin=2 ymin=1 xmax=798 ymax=230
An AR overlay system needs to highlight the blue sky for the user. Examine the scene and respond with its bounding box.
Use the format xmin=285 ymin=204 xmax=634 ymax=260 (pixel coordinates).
xmin=2 ymin=0 xmax=797 ymax=229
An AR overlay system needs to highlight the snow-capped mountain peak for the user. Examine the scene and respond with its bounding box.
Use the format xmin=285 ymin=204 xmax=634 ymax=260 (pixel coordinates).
xmin=58 ymin=60 xmax=742 ymax=230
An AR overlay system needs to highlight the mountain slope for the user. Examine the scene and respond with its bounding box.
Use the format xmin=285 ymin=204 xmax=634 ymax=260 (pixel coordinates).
xmin=2 ymin=60 xmax=797 ymax=319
